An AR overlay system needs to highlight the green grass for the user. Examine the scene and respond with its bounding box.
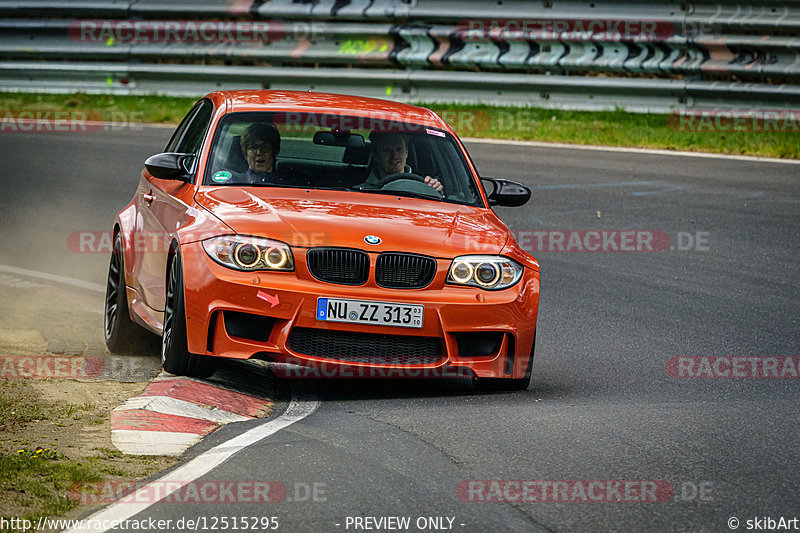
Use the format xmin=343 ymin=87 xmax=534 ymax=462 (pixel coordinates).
xmin=0 ymin=390 xmax=94 ymax=424
xmin=92 ymin=447 xmax=123 ymax=460
xmin=64 ymin=403 xmax=96 ymax=417
xmin=0 ymin=450 xmax=102 ymax=526
xmin=0 ymin=389 xmax=48 ymax=423
xmin=0 ymin=448 xmax=143 ymax=524
xmin=0 ymin=387 xmax=171 ymax=528
xmin=1 ymin=92 xmax=796 ymax=159
xmin=0 ymin=390 xmax=100 ymax=524
xmin=423 ymin=103 xmax=799 ymax=159
xmin=0 ymin=92 xmax=196 ymax=124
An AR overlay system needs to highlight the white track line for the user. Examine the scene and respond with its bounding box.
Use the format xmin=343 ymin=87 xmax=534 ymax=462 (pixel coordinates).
xmin=64 ymin=390 xmax=319 ymax=533
xmin=0 ymin=264 xmax=104 ymax=293
xmin=462 ymin=137 xmax=800 ymax=165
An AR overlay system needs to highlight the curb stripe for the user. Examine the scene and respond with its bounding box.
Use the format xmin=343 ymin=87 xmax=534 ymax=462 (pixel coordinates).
xmin=111 ymin=430 xmax=204 ymax=456
xmin=67 ymin=390 xmax=319 ymax=533
xmin=114 ymin=395 xmax=251 ymax=424
xmin=110 ymin=375 xmax=275 ymax=456
xmin=110 ymin=409 xmax=219 ymax=434
xmin=140 ymin=378 xmax=272 ymax=417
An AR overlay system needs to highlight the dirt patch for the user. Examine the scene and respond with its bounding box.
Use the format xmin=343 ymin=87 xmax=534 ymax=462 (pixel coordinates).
xmin=1 ymin=380 xmax=155 ymax=460
xmin=0 ymin=379 xmax=176 ymax=529
xmin=0 ymin=270 xmax=275 ymax=530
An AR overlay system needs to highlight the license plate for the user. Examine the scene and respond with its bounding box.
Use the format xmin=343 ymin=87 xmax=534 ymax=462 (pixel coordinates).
xmin=316 ymin=297 xmax=423 ymax=328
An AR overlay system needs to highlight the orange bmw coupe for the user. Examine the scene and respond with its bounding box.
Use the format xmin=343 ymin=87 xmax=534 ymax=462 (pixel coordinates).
xmin=104 ymin=90 xmax=540 ymax=390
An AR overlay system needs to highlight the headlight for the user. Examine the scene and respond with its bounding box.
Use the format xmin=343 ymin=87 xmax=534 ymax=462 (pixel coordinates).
xmin=447 ymin=255 xmax=523 ymax=290
xmin=202 ymin=236 xmax=294 ymax=272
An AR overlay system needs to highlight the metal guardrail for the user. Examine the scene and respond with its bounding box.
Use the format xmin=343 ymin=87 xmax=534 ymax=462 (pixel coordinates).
xmin=0 ymin=1 xmax=798 ymax=113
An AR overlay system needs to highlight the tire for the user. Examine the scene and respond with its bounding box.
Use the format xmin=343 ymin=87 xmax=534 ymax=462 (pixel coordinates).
xmin=473 ymin=331 xmax=536 ymax=391
xmin=161 ymin=250 xmax=218 ymax=378
xmin=105 ymin=233 xmax=149 ymax=353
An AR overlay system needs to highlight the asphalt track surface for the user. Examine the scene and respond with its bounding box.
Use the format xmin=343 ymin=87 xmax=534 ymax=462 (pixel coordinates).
xmin=1 ymin=127 xmax=798 ymax=532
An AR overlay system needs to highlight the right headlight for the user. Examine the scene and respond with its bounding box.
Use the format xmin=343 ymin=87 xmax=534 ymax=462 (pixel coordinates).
xmin=446 ymin=255 xmax=523 ymax=290
xmin=202 ymin=235 xmax=294 ymax=272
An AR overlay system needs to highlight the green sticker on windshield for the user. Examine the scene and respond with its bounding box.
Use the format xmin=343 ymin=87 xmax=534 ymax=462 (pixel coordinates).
xmin=212 ymin=171 xmax=232 ymax=183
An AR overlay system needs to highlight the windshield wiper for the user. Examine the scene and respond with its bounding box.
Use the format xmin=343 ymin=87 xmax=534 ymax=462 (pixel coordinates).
xmin=309 ymin=186 xmax=357 ymax=192
xmin=357 ymin=188 xmax=445 ymax=202
xmin=246 ymin=183 xmax=306 ymax=188
xmin=247 ymin=184 xmax=358 ymax=192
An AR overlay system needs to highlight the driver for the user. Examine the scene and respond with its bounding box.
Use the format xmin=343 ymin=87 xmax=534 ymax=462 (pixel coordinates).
xmin=359 ymin=132 xmax=443 ymax=192
xmin=236 ymin=123 xmax=282 ymax=184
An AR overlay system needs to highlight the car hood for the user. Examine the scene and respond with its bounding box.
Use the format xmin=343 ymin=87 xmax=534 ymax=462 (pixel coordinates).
xmin=194 ymin=187 xmax=509 ymax=257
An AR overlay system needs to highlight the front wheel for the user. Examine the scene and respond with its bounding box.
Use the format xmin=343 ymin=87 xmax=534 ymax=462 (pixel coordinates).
xmin=105 ymin=233 xmax=149 ymax=353
xmin=161 ymin=250 xmax=218 ymax=378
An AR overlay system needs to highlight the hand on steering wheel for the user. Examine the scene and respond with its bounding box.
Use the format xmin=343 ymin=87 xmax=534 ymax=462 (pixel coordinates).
xmin=381 ymin=172 xmax=444 ymax=194
xmin=422 ymin=176 xmax=444 ymax=192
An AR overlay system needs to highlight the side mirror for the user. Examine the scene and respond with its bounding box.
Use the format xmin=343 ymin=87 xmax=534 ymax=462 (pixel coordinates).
xmin=144 ymin=152 xmax=193 ymax=181
xmin=481 ymin=177 xmax=531 ymax=207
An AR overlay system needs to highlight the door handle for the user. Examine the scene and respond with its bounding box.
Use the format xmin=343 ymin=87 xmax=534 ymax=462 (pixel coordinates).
xmin=142 ymin=192 xmax=155 ymax=204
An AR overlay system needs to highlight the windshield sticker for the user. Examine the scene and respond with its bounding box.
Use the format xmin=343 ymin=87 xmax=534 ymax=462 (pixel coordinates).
xmin=426 ymin=128 xmax=446 ymax=137
xmin=212 ymin=170 xmax=232 ymax=183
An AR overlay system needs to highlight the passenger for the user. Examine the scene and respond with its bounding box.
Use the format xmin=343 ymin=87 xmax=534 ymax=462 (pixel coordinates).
xmin=360 ymin=132 xmax=443 ymax=193
xmin=238 ymin=123 xmax=282 ymax=184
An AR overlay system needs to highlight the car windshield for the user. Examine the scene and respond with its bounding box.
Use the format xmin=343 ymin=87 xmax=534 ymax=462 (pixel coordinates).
xmin=203 ymin=111 xmax=483 ymax=206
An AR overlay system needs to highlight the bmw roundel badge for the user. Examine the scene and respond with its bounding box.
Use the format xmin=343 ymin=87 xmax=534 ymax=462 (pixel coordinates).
xmin=364 ymin=235 xmax=382 ymax=245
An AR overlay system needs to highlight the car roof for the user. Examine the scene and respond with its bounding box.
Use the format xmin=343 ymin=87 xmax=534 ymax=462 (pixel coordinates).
xmin=206 ymin=90 xmax=449 ymax=130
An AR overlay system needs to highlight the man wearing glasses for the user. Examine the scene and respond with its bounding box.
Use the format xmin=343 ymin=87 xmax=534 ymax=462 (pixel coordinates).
xmin=238 ymin=123 xmax=282 ymax=184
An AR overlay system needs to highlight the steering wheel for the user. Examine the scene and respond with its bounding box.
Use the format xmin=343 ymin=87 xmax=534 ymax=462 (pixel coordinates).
xmin=379 ymin=172 xmax=443 ymax=197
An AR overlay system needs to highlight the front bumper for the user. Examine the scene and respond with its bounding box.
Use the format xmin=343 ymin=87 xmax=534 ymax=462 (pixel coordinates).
xmin=180 ymin=241 xmax=539 ymax=379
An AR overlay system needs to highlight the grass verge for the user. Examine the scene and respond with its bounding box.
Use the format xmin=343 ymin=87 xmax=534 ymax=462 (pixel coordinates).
xmin=0 ymin=381 xmax=174 ymax=532
xmin=0 ymin=92 xmax=196 ymax=125
xmin=0 ymin=92 xmax=797 ymax=159
xmin=424 ymin=103 xmax=799 ymax=159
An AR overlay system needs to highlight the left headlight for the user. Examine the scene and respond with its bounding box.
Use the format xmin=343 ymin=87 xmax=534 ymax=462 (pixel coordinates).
xmin=202 ymin=235 xmax=294 ymax=272
xmin=446 ymin=255 xmax=523 ymax=290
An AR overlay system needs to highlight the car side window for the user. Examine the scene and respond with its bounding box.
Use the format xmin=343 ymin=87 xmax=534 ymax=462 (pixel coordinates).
xmin=164 ymin=100 xmax=214 ymax=176
xmin=165 ymin=100 xmax=213 ymax=155
xmin=178 ymin=101 xmax=213 ymax=155
xmin=165 ymin=105 xmax=198 ymax=153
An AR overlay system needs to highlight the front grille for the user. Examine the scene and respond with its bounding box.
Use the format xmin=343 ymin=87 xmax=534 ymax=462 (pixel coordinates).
xmin=376 ymin=253 xmax=436 ymax=289
xmin=307 ymin=248 xmax=369 ymax=285
xmin=287 ymin=327 xmax=442 ymax=364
